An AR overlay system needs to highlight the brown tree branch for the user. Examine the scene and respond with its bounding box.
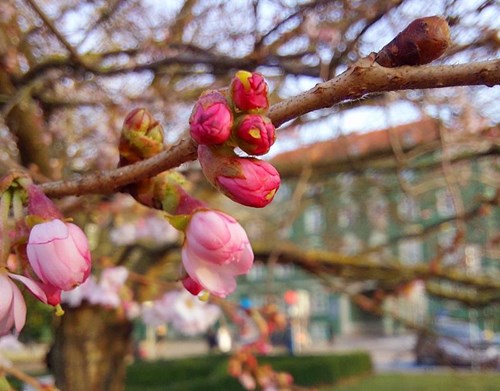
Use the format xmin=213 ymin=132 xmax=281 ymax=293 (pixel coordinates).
xmin=39 ymin=59 xmax=500 ymax=198
xmin=269 ymin=58 xmax=499 ymax=128
xmin=253 ymin=243 xmax=500 ymax=306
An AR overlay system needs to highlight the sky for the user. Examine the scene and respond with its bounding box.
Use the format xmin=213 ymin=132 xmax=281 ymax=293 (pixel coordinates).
xmin=55 ymin=0 xmax=499 ymax=154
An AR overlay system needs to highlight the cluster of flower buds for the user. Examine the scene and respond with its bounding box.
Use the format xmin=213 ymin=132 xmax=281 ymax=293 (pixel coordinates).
xmin=117 ymin=110 xmax=255 ymax=299
xmin=0 ymin=176 xmax=92 ymax=336
xmin=190 ymin=70 xmax=280 ymax=208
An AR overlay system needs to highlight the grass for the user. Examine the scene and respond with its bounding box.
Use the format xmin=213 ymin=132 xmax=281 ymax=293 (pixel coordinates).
xmin=324 ymin=372 xmax=500 ymax=391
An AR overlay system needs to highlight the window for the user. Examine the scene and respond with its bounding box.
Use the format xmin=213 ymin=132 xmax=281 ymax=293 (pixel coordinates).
xmin=274 ymin=182 xmax=291 ymax=202
xmin=341 ymin=233 xmax=362 ymax=255
xmin=398 ymin=239 xmax=423 ymax=265
xmin=247 ymin=262 xmax=265 ymax=282
xmin=311 ymin=288 xmax=329 ymax=315
xmin=274 ymin=264 xmax=294 ymax=279
xmin=310 ymin=322 xmax=328 ymax=342
xmin=304 ymin=204 xmax=324 ymax=234
xmin=436 ymin=189 xmax=456 ymax=217
xmin=398 ymin=195 xmax=420 ymax=221
xmin=338 ymin=204 xmax=358 ymax=228
xmin=465 ymin=244 xmax=482 ymax=273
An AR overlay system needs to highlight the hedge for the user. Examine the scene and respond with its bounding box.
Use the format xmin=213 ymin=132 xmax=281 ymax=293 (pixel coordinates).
xmin=125 ymin=351 xmax=372 ymax=390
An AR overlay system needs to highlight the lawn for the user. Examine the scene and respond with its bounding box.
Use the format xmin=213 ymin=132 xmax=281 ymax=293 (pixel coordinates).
xmin=324 ymin=372 xmax=500 ymax=391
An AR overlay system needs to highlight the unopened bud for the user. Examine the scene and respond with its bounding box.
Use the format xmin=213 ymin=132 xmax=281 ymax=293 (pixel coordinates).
xmin=375 ymin=16 xmax=450 ymax=67
xmin=189 ymin=91 xmax=233 ymax=145
xmin=230 ymin=71 xmax=269 ymax=113
xmin=234 ymin=114 xmax=276 ymax=155
xmin=119 ymin=108 xmax=164 ymax=164
xmin=198 ymin=145 xmax=280 ymax=208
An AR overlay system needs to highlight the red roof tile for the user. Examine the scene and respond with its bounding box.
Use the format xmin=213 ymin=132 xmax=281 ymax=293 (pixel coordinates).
xmin=272 ymin=118 xmax=441 ymax=177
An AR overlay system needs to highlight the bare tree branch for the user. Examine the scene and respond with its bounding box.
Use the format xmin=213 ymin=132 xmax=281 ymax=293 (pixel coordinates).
xmin=38 ymin=59 xmax=499 ymax=198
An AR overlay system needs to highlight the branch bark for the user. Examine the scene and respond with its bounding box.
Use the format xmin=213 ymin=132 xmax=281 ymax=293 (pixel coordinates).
xmin=39 ymin=59 xmax=500 ymax=198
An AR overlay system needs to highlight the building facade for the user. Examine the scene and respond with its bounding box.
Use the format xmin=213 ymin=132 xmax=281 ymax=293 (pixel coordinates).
xmin=226 ymin=119 xmax=499 ymax=342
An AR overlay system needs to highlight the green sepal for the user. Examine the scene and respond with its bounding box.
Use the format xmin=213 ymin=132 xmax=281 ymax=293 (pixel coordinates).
xmin=165 ymin=213 xmax=190 ymax=232
xmin=160 ymin=186 xmax=181 ymax=215
xmin=25 ymin=214 xmax=48 ymax=229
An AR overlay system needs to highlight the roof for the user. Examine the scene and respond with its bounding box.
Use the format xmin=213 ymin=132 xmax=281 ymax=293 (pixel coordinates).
xmin=272 ymin=118 xmax=441 ymax=177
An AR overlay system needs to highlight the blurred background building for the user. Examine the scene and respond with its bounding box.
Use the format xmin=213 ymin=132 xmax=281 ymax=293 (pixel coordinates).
xmin=223 ymin=118 xmax=499 ymax=343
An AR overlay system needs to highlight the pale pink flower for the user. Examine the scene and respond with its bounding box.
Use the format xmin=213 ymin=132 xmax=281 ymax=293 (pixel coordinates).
xmin=123 ymin=301 xmax=141 ymax=320
xmin=61 ymin=267 xmax=129 ymax=309
xmin=141 ymin=290 xmax=221 ymax=335
xmin=169 ymin=290 xmax=221 ymax=336
xmin=60 ymin=277 xmax=96 ymax=308
xmin=99 ymin=266 xmax=129 ymax=292
xmin=234 ymin=114 xmax=276 ymax=155
xmin=0 ymin=274 xmax=26 ymax=336
xmin=87 ymin=267 xmax=129 ymax=308
xmin=190 ymin=91 xmax=233 ymax=145
xmin=182 ymin=209 xmax=254 ymax=297
xmin=27 ymin=219 xmax=92 ymax=291
xmin=230 ymin=71 xmax=269 ymax=112
xmin=141 ymin=291 xmax=178 ymax=327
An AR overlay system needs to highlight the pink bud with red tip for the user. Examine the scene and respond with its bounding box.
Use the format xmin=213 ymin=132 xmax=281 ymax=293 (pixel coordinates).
xmin=27 ymin=219 xmax=92 ymax=291
xmin=190 ymin=91 xmax=233 ymax=145
xmin=182 ymin=209 xmax=254 ymax=298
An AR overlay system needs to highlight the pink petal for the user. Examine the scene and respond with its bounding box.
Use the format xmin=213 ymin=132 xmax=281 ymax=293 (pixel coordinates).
xmin=29 ymin=219 xmax=69 ymax=244
xmin=223 ymin=243 xmax=254 ymax=276
xmin=0 ymin=275 xmax=14 ymax=317
xmin=66 ymin=223 xmax=91 ymax=260
xmin=10 ymin=281 xmax=26 ymax=333
xmin=8 ymin=273 xmax=48 ymax=304
xmin=182 ymin=247 xmax=236 ymax=297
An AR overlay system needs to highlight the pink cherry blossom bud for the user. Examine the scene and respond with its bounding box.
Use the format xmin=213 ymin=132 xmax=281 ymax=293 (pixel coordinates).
xmin=182 ymin=209 xmax=254 ymax=298
xmin=198 ymin=145 xmax=280 ymax=208
xmin=234 ymin=114 xmax=276 ymax=155
xmin=0 ymin=273 xmax=26 ymax=336
xmin=27 ymin=219 xmax=92 ymax=291
xmin=189 ymin=91 xmax=233 ymax=145
xmin=217 ymin=158 xmax=280 ymax=207
xmin=230 ymin=71 xmax=269 ymax=113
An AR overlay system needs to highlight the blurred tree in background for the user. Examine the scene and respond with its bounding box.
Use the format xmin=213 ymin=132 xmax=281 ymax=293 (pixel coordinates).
xmin=0 ymin=1 xmax=498 ymax=390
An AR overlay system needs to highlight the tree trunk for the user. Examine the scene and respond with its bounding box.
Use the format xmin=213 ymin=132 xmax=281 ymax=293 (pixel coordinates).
xmin=48 ymin=304 xmax=133 ymax=391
